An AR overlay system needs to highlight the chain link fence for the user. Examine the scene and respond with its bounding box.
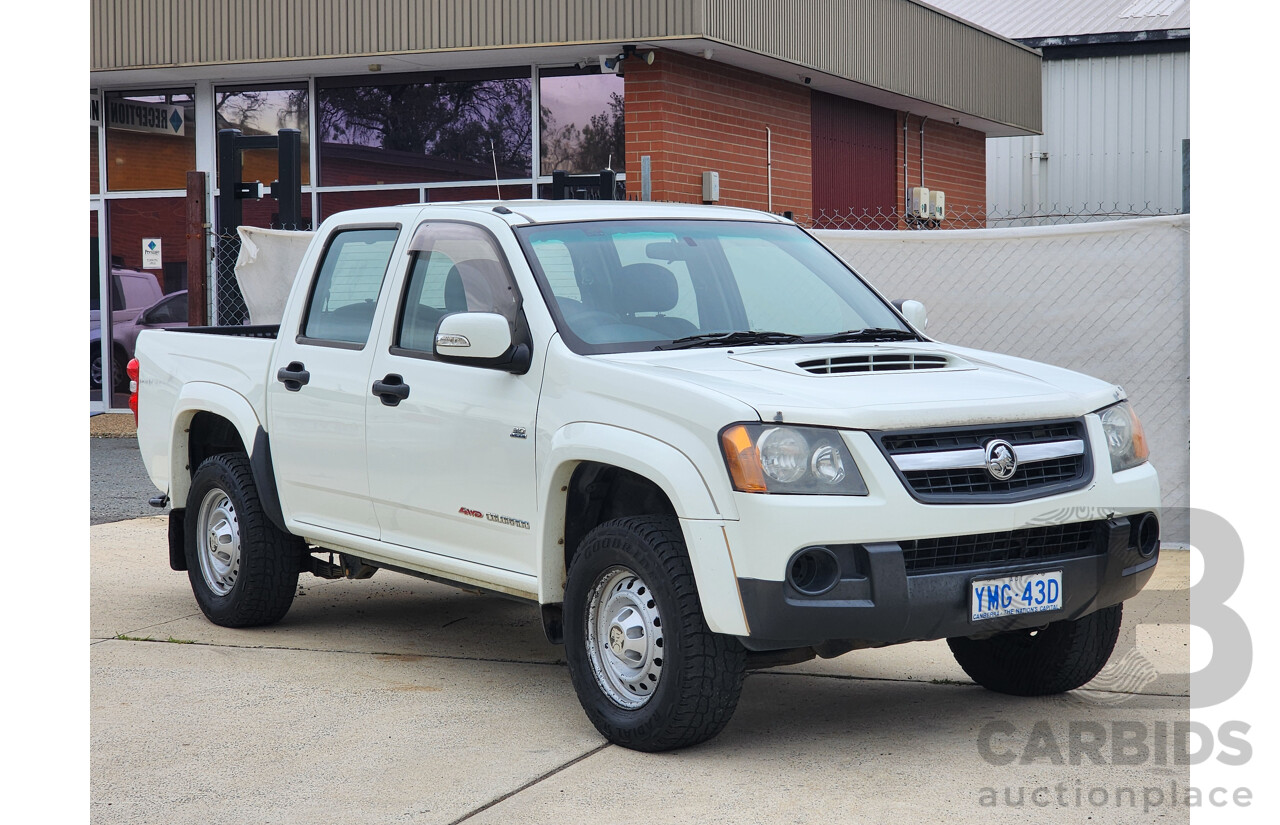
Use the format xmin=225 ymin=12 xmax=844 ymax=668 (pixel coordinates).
xmin=211 ymin=231 xmax=250 ymax=326
xmin=807 ymin=203 xmax=1184 ymax=231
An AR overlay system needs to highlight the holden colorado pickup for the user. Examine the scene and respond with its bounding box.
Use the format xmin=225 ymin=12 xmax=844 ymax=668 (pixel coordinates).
xmin=133 ymin=200 xmax=1161 ymax=752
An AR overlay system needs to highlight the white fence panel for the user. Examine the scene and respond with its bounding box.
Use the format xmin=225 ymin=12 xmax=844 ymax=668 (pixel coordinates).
xmin=815 ymin=215 xmax=1190 ymax=542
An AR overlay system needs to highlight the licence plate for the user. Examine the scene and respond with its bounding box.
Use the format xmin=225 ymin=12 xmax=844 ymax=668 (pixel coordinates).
xmin=970 ymin=570 xmax=1063 ymax=621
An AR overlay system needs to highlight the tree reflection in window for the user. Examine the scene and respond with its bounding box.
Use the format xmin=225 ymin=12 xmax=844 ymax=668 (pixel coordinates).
xmin=317 ymin=74 xmax=532 ymax=186
xmin=540 ymin=72 xmax=625 ymax=175
xmin=215 ymin=86 xmax=311 ymax=186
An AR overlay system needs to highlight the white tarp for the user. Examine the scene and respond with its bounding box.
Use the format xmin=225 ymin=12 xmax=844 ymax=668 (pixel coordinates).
xmin=816 ymin=215 xmax=1190 ymax=542
xmin=234 ymin=226 xmax=315 ymax=325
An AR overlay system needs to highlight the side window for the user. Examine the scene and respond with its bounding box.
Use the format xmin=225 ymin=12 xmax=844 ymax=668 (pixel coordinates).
xmin=396 ymin=223 xmax=519 ymax=353
xmin=148 ymin=292 xmax=188 ymax=324
xmin=720 ymin=236 xmax=863 ymax=334
xmin=302 ymin=228 xmax=398 ymax=345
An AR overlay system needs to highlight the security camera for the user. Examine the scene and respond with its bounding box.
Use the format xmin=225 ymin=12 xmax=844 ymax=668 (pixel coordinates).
xmin=803 ymin=76 xmax=812 ymax=85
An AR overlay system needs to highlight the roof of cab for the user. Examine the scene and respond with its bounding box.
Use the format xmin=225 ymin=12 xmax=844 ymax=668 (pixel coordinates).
xmin=331 ymin=199 xmax=794 ymax=227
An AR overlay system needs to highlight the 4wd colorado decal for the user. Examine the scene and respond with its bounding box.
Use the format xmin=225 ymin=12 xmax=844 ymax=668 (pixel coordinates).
xmin=459 ymin=507 xmax=529 ymax=529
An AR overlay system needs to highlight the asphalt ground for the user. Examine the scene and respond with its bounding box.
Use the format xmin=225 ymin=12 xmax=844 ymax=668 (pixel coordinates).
xmin=90 ymin=437 xmax=1193 ymax=824
xmin=90 ymin=436 xmax=169 ymax=524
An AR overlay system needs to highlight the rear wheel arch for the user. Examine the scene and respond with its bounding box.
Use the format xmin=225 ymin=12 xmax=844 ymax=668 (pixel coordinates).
xmin=167 ymin=386 xmax=264 ymax=509
xmin=187 ymin=411 xmax=247 ymax=475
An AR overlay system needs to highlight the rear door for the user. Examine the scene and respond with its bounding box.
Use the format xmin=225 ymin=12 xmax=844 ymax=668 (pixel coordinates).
xmin=267 ymin=224 xmax=401 ymax=538
xmin=364 ymin=220 xmax=541 ymax=575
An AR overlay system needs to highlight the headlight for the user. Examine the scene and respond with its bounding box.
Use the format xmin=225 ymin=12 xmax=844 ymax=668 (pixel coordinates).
xmin=720 ymin=424 xmax=868 ymax=495
xmin=1098 ymin=401 xmax=1150 ymax=473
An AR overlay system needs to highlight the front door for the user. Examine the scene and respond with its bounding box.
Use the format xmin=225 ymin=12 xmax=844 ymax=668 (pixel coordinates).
xmin=365 ymin=221 xmax=540 ymax=575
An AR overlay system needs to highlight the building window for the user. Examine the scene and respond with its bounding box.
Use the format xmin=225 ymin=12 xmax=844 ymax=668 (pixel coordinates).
xmin=539 ymin=70 xmax=625 ymax=175
xmin=216 ymin=85 xmax=311 ymax=186
xmin=90 ymin=126 xmax=100 ymax=195
xmin=316 ymin=70 xmax=532 ymax=187
xmin=104 ymin=90 xmax=196 ymax=192
xmin=107 ymin=197 xmax=189 ymax=294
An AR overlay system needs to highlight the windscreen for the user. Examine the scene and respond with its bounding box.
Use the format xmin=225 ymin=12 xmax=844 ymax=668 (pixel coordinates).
xmin=515 ymin=220 xmax=909 ymax=354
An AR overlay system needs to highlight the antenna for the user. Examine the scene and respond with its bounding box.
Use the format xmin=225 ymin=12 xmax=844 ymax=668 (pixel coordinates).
xmin=490 ymin=139 xmax=502 ymax=200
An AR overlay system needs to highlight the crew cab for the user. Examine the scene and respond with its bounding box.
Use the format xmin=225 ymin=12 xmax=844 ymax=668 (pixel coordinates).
xmin=134 ymin=201 xmax=1161 ymax=752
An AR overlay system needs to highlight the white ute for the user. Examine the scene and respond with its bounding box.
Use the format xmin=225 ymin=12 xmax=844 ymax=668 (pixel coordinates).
xmin=134 ymin=201 xmax=1161 ymax=751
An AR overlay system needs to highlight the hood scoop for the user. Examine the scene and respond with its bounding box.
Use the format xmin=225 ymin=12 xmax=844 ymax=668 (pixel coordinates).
xmin=796 ymin=351 xmax=961 ymax=375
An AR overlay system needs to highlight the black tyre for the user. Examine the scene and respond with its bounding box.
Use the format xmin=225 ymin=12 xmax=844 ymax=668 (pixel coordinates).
xmin=184 ymin=453 xmax=303 ymax=627
xmin=90 ymin=345 xmax=128 ymax=392
xmin=947 ymin=603 xmax=1123 ymax=696
xmin=563 ymin=516 xmax=746 ymax=752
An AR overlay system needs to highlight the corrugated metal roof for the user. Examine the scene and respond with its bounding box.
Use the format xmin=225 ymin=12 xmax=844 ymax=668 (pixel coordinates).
xmin=90 ymin=0 xmax=1043 ymax=135
xmin=920 ymin=0 xmax=1189 ymax=39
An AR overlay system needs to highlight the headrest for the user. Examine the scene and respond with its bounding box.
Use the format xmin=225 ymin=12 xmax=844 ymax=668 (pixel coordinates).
xmin=613 ymin=263 xmax=678 ymax=314
xmin=444 ymin=258 xmax=513 ymax=314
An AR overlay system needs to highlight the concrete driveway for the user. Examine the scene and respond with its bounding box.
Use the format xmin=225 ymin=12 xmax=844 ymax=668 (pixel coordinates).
xmin=92 ymin=516 xmax=1190 ymax=824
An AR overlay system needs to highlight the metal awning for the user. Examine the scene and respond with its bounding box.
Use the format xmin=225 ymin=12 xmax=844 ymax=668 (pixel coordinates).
xmin=91 ymin=0 xmax=1041 ymax=136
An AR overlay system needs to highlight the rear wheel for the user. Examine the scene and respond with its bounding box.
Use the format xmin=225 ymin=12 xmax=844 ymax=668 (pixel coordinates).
xmin=563 ymin=516 xmax=746 ymax=752
xmin=184 ymin=453 xmax=303 ymax=627
xmin=947 ymin=603 xmax=1123 ymax=695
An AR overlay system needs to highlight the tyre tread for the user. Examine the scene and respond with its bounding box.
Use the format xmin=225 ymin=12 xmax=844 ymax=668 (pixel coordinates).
xmin=185 ymin=452 xmax=302 ymax=628
xmin=947 ymin=603 xmax=1123 ymax=696
xmin=564 ymin=515 xmax=746 ymax=752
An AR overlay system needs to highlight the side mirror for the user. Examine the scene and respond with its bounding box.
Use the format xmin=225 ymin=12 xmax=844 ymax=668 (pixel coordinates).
xmin=434 ymin=312 xmax=532 ymax=374
xmin=896 ymin=299 xmax=928 ymax=332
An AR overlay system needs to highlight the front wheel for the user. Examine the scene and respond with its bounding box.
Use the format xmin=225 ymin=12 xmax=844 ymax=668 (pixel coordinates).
xmin=184 ymin=452 xmax=303 ymax=627
xmin=563 ymin=516 xmax=746 ymax=752
xmin=947 ymin=603 xmax=1123 ymax=695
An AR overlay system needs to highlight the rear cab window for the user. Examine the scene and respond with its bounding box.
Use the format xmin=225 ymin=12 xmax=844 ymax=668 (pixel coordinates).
xmin=300 ymin=227 xmax=400 ymax=346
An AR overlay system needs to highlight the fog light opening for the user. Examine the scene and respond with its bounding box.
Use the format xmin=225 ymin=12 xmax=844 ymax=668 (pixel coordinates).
xmin=1135 ymin=513 xmax=1160 ymax=558
xmin=788 ymin=547 xmax=840 ymax=596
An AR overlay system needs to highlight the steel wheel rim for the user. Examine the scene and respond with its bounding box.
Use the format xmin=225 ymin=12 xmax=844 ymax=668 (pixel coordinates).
xmin=196 ymin=487 xmax=241 ymax=596
xmin=585 ymin=565 xmax=664 ymax=709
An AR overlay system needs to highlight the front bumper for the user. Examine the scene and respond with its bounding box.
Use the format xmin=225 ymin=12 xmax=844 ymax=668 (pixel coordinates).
xmin=707 ymin=420 xmax=1162 ymax=647
xmin=735 ymin=514 xmax=1157 ymax=650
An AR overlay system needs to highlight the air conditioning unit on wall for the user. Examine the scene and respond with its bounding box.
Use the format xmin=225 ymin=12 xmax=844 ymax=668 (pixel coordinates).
xmin=910 ymin=187 xmax=930 ymax=220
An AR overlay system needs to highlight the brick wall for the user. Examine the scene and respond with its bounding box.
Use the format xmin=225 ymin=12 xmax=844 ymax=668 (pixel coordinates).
xmin=624 ymin=49 xmax=811 ymax=218
xmin=104 ymin=128 xmax=196 ymax=192
xmin=898 ymin=114 xmax=987 ymax=228
xmin=106 ymin=197 xmax=186 ymax=286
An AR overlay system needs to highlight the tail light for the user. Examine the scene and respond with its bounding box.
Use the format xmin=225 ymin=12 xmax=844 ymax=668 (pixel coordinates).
xmin=127 ymin=359 xmax=140 ymax=424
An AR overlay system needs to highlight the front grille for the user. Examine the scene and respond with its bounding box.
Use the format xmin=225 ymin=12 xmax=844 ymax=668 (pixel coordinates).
xmin=875 ymin=419 xmax=1092 ymax=503
xmin=797 ymin=352 xmax=950 ymax=375
xmin=882 ymin=422 xmax=1079 ymax=453
xmin=900 ymin=521 xmax=1103 ymax=575
xmin=905 ymin=456 xmax=1082 ymax=495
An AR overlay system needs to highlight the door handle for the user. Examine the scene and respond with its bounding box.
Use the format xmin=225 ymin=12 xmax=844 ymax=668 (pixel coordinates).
xmin=276 ymin=361 xmax=310 ymax=392
xmin=372 ymin=373 xmax=411 ymax=407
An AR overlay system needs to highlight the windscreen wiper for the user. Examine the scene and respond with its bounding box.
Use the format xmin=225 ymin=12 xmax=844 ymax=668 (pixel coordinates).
xmin=802 ymin=328 xmax=920 ymax=343
xmin=657 ymin=331 xmax=805 ymax=350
